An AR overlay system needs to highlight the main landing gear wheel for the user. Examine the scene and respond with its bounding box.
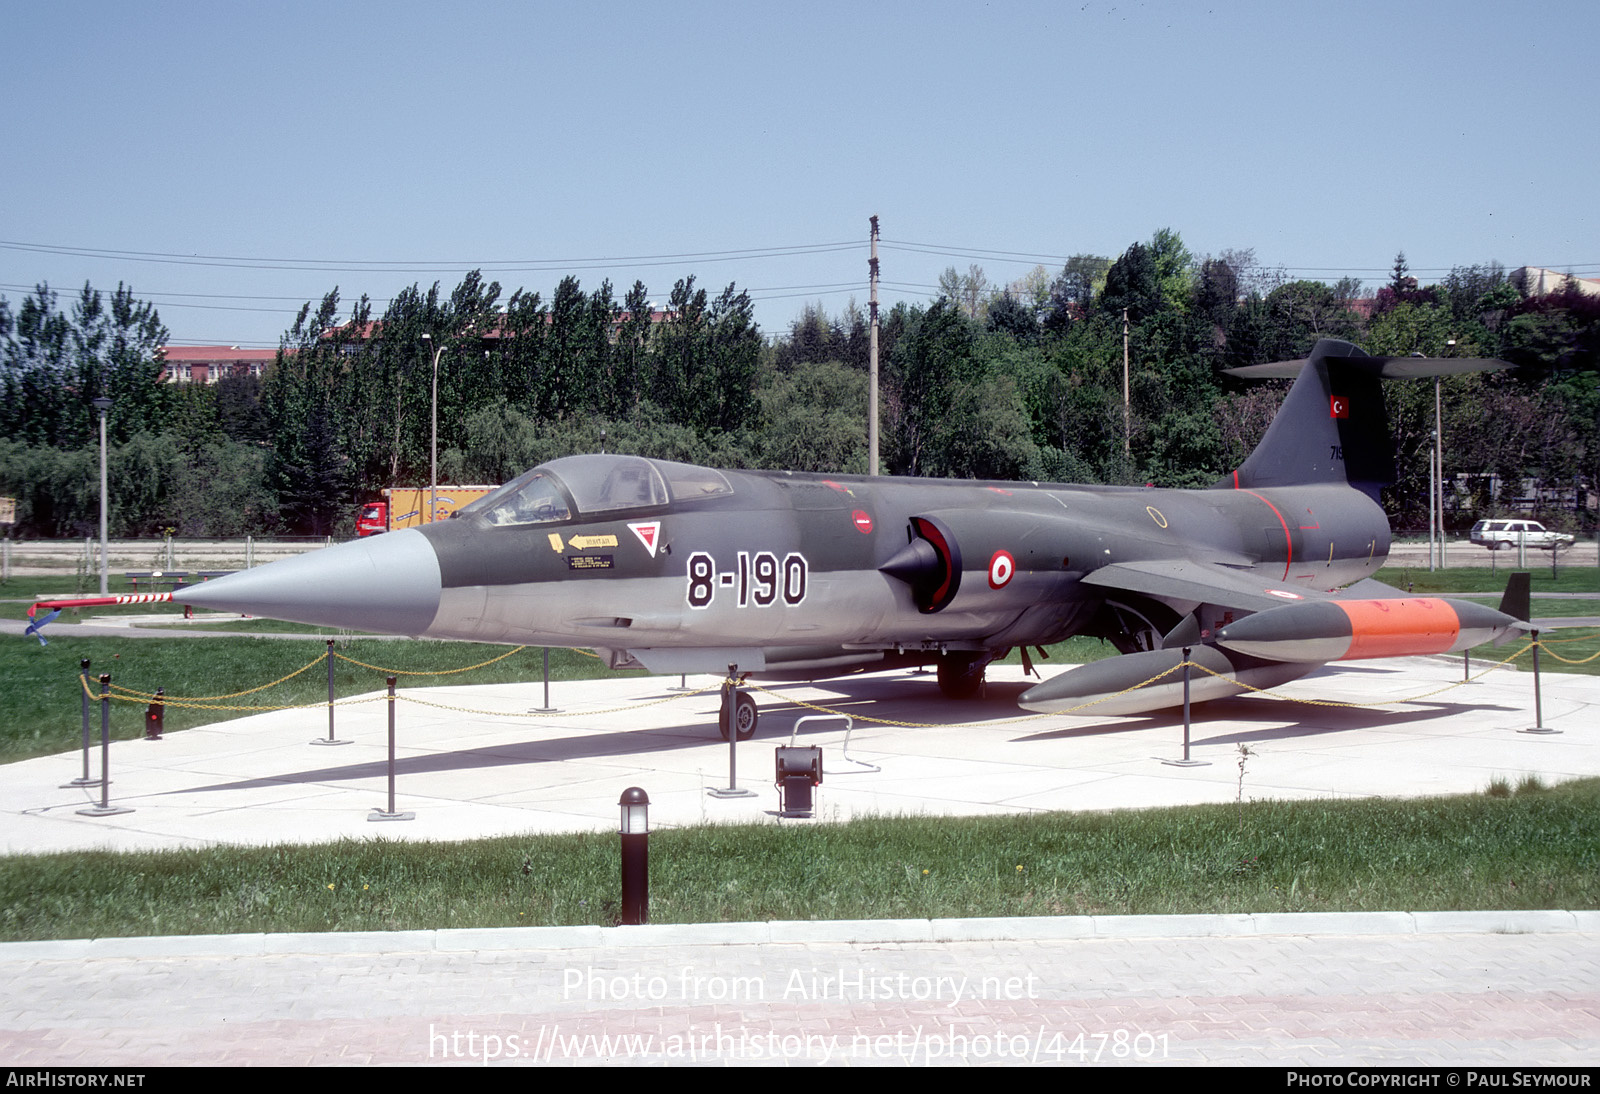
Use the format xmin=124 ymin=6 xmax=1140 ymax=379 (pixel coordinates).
xmin=937 ymin=652 xmax=988 ymax=700
xmin=718 ymin=692 xmax=759 ymax=741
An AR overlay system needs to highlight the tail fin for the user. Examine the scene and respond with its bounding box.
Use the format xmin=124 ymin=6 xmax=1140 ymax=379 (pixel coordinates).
xmin=1497 ymin=570 xmax=1531 ymax=623
xmin=1220 ymin=338 xmax=1510 ymax=503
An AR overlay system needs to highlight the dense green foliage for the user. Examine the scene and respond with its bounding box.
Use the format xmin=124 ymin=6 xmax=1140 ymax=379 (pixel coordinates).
xmin=3 ymin=238 xmax=1595 ymax=536
xmin=2 ymin=778 xmax=1594 ymax=939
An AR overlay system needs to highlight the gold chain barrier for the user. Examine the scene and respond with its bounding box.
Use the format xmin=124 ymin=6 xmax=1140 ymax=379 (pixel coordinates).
xmin=81 ymin=672 xmax=389 ymax=714
xmin=70 ymin=630 xmax=1597 ymax=724
xmin=332 ymin=645 xmax=530 ymax=676
xmin=107 ymin=652 xmax=327 ymax=702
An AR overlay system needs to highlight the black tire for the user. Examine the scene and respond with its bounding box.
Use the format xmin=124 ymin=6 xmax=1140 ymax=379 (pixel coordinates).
xmin=937 ymin=652 xmax=988 ymax=699
xmin=718 ymin=692 xmax=759 ymax=741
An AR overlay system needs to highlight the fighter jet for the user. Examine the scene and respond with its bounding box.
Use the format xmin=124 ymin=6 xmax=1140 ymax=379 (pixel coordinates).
xmin=47 ymin=338 xmax=1525 ymax=736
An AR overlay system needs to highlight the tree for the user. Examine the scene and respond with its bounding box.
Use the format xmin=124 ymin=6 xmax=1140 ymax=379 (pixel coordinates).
xmin=754 ymin=359 xmax=868 ymax=472
xmin=0 ymin=282 xmax=168 ymax=448
xmin=1044 ymin=254 xmax=1111 ymax=334
xmin=884 ymin=299 xmax=975 ymax=476
xmin=612 ymin=281 xmax=654 ymax=413
xmin=985 ymin=291 xmax=1040 ymax=343
xmin=1148 ymin=227 xmax=1194 ymax=314
xmin=1098 ymin=242 xmax=1162 ymax=322
xmin=937 ymin=264 xmax=991 ymax=322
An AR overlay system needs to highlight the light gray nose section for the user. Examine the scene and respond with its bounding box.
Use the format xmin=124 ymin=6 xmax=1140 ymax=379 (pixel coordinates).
xmin=176 ymin=530 xmax=443 ymax=636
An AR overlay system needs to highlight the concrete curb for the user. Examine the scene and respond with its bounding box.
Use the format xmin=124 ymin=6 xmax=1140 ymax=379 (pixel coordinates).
xmin=3 ymin=909 xmax=1594 ymax=962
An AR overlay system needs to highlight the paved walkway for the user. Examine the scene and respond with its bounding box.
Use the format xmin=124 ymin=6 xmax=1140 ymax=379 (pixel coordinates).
xmin=3 ymin=914 xmax=1596 ymax=1066
xmin=2 ymin=657 xmax=1597 ymax=1066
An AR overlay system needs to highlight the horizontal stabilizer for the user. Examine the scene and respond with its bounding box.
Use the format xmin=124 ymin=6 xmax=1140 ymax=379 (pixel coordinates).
xmin=1226 ymin=357 xmax=1511 ymax=380
xmin=1221 ymin=339 xmax=1514 ymax=502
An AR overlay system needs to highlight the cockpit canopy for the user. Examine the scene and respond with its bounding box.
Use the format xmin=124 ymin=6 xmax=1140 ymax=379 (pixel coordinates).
xmin=466 ymin=455 xmax=733 ymax=527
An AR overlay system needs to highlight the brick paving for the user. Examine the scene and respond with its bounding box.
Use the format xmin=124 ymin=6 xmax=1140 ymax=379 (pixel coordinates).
xmin=3 ymin=915 xmax=1596 ymax=1066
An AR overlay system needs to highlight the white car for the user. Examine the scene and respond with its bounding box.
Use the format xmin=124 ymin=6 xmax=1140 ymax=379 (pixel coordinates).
xmin=1469 ymin=519 xmax=1575 ymax=552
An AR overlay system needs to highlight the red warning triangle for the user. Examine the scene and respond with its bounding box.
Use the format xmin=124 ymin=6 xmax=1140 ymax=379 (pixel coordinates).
xmin=628 ymin=521 xmax=661 ymax=557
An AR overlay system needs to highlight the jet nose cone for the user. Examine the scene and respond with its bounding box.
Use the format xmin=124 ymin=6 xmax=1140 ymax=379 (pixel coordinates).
xmin=176 ymin=530 xmax=443 ymax=635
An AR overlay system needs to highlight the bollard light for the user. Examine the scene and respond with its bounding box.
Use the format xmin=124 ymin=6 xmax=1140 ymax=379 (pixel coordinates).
xmin=619 ymin=786 xmax=650 ymax=834
xmin=144 ymin=687 xmax=165 ymax=740
xmin=618 ymin=787 xmax=650 ymax=925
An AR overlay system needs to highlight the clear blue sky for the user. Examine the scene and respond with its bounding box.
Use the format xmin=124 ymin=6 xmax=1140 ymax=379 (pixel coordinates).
xmin=3 ymin=0 xmax=1594 ymax=348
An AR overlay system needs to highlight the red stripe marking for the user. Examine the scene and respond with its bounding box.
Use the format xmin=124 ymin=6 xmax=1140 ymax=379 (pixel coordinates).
xmin=1236 ymin=489 xmax=1294 ymax=581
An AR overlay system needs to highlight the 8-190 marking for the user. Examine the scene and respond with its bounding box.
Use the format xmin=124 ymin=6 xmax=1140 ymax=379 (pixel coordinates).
xmin=687 ymin=551 xmax=807 ymax=609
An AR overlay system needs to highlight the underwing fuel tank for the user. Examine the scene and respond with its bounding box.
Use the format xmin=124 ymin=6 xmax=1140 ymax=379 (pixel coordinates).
xmin=1213 ymin=598 xmax=1524 ymax=663
xmin=1018 ymin=645 xmax=1314 ymax=716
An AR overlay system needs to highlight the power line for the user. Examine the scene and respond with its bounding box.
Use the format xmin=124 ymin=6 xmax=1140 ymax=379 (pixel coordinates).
xmin=0 ymin=238 xmax=862 ymax=274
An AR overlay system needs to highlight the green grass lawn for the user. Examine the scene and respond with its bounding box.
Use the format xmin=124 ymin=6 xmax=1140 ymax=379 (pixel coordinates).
xmin=1 ymin=777 xmax=1593 ymax=940
xmin=1374 ymin=565 xmax=1598 ymax=596
xmin=0 ymin=633 xmax=636 ymax=763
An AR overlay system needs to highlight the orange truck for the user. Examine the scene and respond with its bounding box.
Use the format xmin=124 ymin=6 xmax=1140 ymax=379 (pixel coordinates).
xmin=356 ymin=486 xmax=498 ymax=536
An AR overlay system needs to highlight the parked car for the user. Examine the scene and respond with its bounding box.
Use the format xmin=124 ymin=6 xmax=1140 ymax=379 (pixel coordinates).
xmin=1469 ymin=519 xmax=1575 ymax=552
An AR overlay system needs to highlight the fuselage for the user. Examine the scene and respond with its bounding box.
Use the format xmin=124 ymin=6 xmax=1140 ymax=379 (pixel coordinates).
xmin=411 ymin=454 xmax=1391 ymax=660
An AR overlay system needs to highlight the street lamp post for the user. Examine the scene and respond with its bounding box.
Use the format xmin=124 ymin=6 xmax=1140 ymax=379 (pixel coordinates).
xmin=421 ymin=334 xmax=444 ymax=523
xmin=92 ymin=397 xmax=112 ymax=595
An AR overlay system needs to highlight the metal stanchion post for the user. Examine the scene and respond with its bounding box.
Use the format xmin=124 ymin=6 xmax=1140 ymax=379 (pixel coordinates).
xmin=532 ymin=647 xmax=559 ymax=713
xmin=79 ymin=674 xmax=133 ymax=817
xmin=64 ymin=659 xmax=98 ymax=787
xmin=370 ymin=676 xmax=414 ymax=821
xmin=1162 ymin=647 xmax=1209 ymax=767
xmin=312 ymin=638 xmax=350 ymax=745
xmin=709 ymin=665 xmax=757 ymax=799
xmin=1520 ymin=629 xmax=1560 ymax=735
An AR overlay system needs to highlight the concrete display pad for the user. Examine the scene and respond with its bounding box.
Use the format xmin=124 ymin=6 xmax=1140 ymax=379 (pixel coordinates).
xmin=4 ymin=656 xmax=1595 ymax=855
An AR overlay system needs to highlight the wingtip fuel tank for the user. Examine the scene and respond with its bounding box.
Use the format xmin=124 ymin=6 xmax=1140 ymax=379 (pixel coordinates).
xmin=1214 ymin=598 xmax=1526 ymax=664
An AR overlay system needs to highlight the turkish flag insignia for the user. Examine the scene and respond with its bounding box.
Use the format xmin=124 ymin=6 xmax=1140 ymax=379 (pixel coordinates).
xmin=1330 ymin=395 xmax=1349 ymax=419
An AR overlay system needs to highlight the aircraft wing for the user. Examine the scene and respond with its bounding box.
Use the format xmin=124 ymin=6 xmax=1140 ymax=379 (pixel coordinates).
xmin=1080 ymin=559 xmax=1342 ymax=613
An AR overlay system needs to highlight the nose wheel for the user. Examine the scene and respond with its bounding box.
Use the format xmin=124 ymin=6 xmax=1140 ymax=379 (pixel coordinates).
xmin=719 ymin=691 xmax=759 ymax=741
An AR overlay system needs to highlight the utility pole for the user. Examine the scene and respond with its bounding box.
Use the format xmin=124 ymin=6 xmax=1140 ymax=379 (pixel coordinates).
xmin=1436 ymin=365 xmax=1446 ymax=570
xmin=93 ymin=397 xmax=112 ymax=595
xmin=868 ymin=215 xmax=881 ymax=476
xmin=422 ymin=333 xmax=444 ymax=523
xmin=1122 ymin=308 xmax=1131 ymax=460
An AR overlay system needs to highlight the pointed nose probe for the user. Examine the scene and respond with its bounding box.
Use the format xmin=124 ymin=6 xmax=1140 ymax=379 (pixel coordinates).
xmin=175 ymin=529 xmax=444 ymax=636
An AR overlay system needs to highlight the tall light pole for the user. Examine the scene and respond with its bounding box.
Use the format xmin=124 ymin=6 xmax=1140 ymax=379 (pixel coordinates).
xmin=421 ymin=334 xmax=444 ymax=523
xmin=868 ymin=215 xmax=880 ymax=476
xmin=1122 ymin=308 xmax=1131 ymax=460
xmin=1438 ymin=340 xmax=1453 ymax=570
xmin=92 ymin=397 xmax=112 ymax=594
